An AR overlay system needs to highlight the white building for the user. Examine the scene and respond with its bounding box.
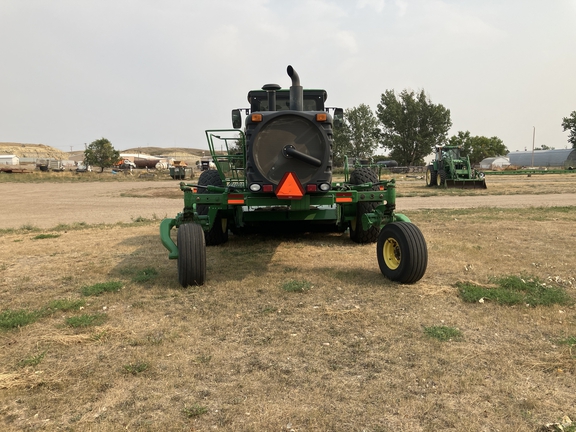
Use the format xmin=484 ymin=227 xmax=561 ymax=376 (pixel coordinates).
xmin=0 ymin=155 xmax=19 ymax=165
xmin=479 ymin=156 xmax=510 ymax=170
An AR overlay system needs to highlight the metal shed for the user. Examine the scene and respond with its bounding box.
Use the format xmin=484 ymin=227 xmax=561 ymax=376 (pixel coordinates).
xmin=508 ymin=149 xmax=575 ymax=168
xmin=0 ymin=155 xmax=19 ymax=165
xmin=479 ymin=157 xmax=510 ymax=170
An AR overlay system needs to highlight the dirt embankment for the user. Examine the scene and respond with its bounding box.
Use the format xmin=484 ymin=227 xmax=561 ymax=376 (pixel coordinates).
xmin=0 ymin=143 xmax=68 ymax=160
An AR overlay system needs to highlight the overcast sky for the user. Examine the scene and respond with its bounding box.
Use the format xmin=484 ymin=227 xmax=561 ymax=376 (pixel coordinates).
xmin=1 ymin=0 xmax=575 ymax=155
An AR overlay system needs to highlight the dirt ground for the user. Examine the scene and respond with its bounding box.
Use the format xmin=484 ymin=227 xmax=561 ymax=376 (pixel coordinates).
xmin=0 ymin=182 xmax=185 ymax=229
xmin=1 ymin=180 xmax=576 ymax=229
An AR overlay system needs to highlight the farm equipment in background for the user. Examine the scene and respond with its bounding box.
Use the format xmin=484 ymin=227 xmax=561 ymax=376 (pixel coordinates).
xmin=426 ymin=145 xmax=487 ymax=189
xmin=169 ymin=161 xmax=190 ymax=180
xmin=113 ymin=159 xmax=137 ymax=171
xmin=160 ymin=66 xmax=428 ymax=286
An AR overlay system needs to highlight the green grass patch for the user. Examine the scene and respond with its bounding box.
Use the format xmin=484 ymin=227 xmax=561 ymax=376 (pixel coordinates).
xmin=44 ymin=298 xmax=86 ymax=314
xmin=32 ymin=233 xmax=61 ymax=240
xmin=131 ymin=267 xmax=158 ymax=283
xmin=457 ymin=275 xmax=573 ymax=307
xmin=1 ymin=219 xmax=161 ymax=237
xmin=408 ymin=206 xmax=576 ymax=224
xmin=65 ymin=313 xmax=108 ymax=328
xmin=20 ymin=224 xmax=38 ymax=232
xmin=131 ymin=215 xmax=160 ymax=223
xmin=182 ymin=404 xmax=208 ymax=418
xmin=81 ymin=281 xmax=123 ymax=296
xmin=281 ymin=279 xmax=312 ymax=293
xmin=53 ymin=222 xmax=88 ymax=231
xmin=0 ymin=309 xmax=39 ymax=330
xmin=123 ymin=361 xmax=149 ymax=375
xmin=424 ymin=325 xmax=463 ymax=342
xmin=557 ymin=336 xmax=576 ymax=347
xmin=18 ymin=351 xmax=47 ymax=368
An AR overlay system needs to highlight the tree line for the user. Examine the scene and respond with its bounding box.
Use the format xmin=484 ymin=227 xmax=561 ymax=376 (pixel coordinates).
xmin=334 ymin=90 xmax=576 ymax=167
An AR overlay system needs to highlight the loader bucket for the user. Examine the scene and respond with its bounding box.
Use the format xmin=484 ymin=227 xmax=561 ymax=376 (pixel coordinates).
xmin=445 ymin=179 xmax=487 ymax=189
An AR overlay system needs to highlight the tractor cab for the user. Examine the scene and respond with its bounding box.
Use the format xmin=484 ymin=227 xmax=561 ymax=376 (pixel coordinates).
xmin=247 ymin=89 xmax=327 ymax=112
xmin=436 ymin=146 xmax=462 ymax=162
xmin=232 ymin=81 xmax=342 ymax=129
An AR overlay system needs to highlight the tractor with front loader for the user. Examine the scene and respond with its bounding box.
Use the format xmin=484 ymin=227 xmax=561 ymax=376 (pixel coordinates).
xmin=160 ymin=66 xmax=428 ymax=286
xmin=426 ymin=145 xmax=487 ymax=188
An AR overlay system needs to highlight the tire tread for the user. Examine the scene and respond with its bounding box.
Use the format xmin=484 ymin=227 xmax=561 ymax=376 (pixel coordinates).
xmin=377 ymin=222 xmax=427 ymax=284
xmin=177 ymin=223 xmax=206 ymax=286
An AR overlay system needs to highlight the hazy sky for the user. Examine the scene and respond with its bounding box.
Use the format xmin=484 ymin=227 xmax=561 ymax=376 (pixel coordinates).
xmin=1 ymin=0 xmax=575 ymax=154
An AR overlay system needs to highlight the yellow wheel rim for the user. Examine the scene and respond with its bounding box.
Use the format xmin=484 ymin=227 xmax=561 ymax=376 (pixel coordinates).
xmin=383 ymin=237 xmax=401 ymax=270
xmin=426 ymin=170 xmax=431 ymax=185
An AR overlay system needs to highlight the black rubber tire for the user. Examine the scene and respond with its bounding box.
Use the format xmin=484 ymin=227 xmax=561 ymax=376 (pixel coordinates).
xmin=197 ymin=170 xmax=228 ymax=246
xmin=349 ymin=167 xmax=380 ymax=244
xmin=377 ymin=222 xmax=428 ymax=284
xmin=177 ymin=223 xmax=206 ymax=287
xmin=437 ymin=169 xmax=447 ymax=187
xmin=425 ymin=165 xmax=437 ymax=187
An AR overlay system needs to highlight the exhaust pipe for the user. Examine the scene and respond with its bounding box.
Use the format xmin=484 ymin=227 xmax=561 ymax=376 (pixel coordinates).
xmin=287 ymin=65 xmax=303 ymax=111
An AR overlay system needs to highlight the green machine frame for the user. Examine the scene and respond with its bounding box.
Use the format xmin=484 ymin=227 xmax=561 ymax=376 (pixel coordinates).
xmin=160 ymin=129 xmax=410 ymax=259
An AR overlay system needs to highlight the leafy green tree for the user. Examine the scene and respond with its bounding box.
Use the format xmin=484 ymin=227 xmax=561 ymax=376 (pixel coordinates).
xmin=376 ymin=89 xmax=451 ymax=166
xmin=83 ymin=138 xmax=120 ymax=173
xmin=332 ymin=104 xmax=380 ymax=166
xmin=332 ymin=126 xmax=349 ymax=167
xmin=448 ymin=131 xmax=508 ymax=165
xmin=226 ymin=137 xmax=245 ymax=168
xmin=447 ymin=130 xmax=471 ymax=150
xmin=561 ymin=111 xmax=576 ymax=148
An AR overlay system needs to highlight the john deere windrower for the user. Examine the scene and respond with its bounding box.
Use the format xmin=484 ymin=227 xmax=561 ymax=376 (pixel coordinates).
xmin=160 ymin=66 xmax=428 ymax=286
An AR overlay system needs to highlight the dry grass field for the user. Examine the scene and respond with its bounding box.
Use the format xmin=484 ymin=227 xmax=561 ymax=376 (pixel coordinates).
xmin=1 ymin=174 xmax=576 ymax=431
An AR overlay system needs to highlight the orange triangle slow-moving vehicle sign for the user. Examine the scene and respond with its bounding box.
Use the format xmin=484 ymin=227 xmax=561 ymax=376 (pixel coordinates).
xmin=275 ymin=172 xmax=304 ymax=199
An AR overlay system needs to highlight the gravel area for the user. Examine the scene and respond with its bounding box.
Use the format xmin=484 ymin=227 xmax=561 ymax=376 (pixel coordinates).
xmin=0 ymin=181 xmax=184 ymax=229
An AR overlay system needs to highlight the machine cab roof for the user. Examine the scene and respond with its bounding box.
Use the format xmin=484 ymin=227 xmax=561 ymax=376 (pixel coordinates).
xmin=247 ymin=89 xmax=327 ymax=112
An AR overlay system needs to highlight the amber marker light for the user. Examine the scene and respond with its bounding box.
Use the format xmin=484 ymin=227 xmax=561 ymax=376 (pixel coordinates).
xmin=251 ymin=113 xmax=263 ymax=122
xmin=227 ymin=194 xmax=245 ymax=205
xmin=335 ymin=192 xmax=353 ymax=203
xmin=316 ymin=113 xmax=327 ymax=122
